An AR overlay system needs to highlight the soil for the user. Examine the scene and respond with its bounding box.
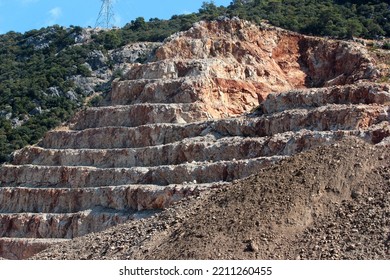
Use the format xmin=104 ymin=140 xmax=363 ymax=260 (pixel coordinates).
xmin=33 ymin=138 xmax=390 ymax=260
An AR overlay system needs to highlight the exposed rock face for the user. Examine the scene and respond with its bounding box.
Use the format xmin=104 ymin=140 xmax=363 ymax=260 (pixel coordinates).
xmin=259 ymin=83 xmax=390 ymax=114
xmin=108 ymin=19 xmax=379 ymax=119
xmin=110 ymin=42 xmax=162 ymax=66
xmin=0 ymin=18 xmax=389 ymax=259
xmin=0 ymin=238 xmax=66 ymax=260
xmin=67 ymin=42 xmax=161 ymax=101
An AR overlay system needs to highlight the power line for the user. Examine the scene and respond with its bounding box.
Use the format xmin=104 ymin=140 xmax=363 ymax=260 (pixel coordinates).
xmin=95 ymin=0 xmax=115 ymax=28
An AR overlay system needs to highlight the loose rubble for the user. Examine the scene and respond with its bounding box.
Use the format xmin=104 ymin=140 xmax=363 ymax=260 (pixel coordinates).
xmin=32 ymin=139 xmax=390 ymax=260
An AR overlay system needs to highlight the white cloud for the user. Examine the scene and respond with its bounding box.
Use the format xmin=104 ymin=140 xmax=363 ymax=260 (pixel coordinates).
xmin=47 ymin=7 xmax=62 ymax=25
xmin=49 ymin=7 xmax=62 ymax=18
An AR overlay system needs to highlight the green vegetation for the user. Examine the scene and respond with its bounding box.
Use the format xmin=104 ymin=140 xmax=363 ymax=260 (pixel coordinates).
xmin=92 ymin=0 xmax=390 ymax=50
xmin=0 ymin=26 xmax=99 ymax=162
xmin=383 ymin=42 xmax=390 ymax=50
xmin=1 ymin=0 xmax=389 ymax=163
xmin=226 ymin=0 xmax=390 ymax=39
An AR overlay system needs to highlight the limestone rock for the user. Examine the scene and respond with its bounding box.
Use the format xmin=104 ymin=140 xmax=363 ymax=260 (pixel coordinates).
xmin=0 ymin=18 xmax=388 ymax=259
xmin=110 ymin=42 xmax=162 ymax=65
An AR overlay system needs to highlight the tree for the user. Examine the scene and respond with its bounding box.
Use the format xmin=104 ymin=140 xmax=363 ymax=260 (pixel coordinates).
xmin=346 ymin=19 xmax=364 ymax=38
xmin=199 ymin=1 xmax=220 ymax=20
xmin=131 ymin=17 xmax=147 ymax=31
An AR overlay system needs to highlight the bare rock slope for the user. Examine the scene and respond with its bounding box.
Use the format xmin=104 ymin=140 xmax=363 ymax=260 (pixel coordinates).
xmin=0 ymin=18 xmax=389 ymax=259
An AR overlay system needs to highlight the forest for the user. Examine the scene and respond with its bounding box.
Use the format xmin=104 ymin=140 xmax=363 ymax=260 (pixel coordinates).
xmin=94 ymin=0 xmax=390 ymax=49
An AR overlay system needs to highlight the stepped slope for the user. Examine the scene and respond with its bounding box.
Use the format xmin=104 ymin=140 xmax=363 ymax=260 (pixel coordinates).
xmin=1 ymin=18 xmax=389 ymax=259
xmin=33 ymin=138 xmax=390 ymax=260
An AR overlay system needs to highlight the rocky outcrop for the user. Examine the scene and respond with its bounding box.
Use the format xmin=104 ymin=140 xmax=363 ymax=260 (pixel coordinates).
xmin=156 ymin=19 xmax=378 ymax=85
xmin=68 ymin=103 xmax=210 ymax=130
xmin=259 ymin=83 xmax=390 ymax=114
xmin=106 ymin=19 xmax=379 ymax=119
xmin=110 ymin=42 xmax=162 ymax=66
xmin=0 ymin=238 xmax=66 ymax=260
xmin=68 ymin=42 xmax=161 ymax=102
xmin=0 ymin=18 xmax=389 ymax=259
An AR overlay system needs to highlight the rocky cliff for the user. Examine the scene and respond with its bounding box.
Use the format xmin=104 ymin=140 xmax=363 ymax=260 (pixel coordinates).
xmin=0 ymin=18 xmax=389 ymax=259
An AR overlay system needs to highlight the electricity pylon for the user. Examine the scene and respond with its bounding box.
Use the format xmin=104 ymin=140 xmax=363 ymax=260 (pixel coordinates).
xmin=95 ymin=0 xmax=115 ymax=28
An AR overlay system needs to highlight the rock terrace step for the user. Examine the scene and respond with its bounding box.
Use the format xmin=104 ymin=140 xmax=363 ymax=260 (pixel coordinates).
xmin=0 ymin=238 xmax=68 ymax=260
xmin=260 ymin=83 xmax=390 ymax=115
xmin=0 ymin=210 xmax=157 ymax=239
xmin=0 ymin=184 xmax=214 ymax=214
xmin=13 ymin=130 xmax=369 ymax=168
xmin=0 ymin=156 xmax=284 ymax=188
xmin=109 ymin=76 xmax=213 ymax=106
xmin=69 ymin=103 xmax=211 ymax=130
xmin=39 ymin=104 xmax=388 ymax=149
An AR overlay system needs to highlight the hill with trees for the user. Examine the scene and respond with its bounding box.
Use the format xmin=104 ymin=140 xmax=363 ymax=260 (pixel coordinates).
xmin=0 ymin=0 xmax=389 ymax=163
xmin=0 ymin=26 xmax=98 ymax=162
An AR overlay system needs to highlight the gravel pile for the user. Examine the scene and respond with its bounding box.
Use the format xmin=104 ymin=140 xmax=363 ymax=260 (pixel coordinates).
xmin=33 ymin=138 xmax=390 ymax=260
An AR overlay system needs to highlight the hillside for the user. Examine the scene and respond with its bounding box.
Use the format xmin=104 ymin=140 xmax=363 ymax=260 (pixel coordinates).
xmin=1 ymin=0 xmax=390 ymax=164
xmin=32 ymin=138 xmax=390 ymax=260
xmin=0 ymin=26 xmax=160 ymax=163
xmin=0 ymin=17 xmax=389 ymax=260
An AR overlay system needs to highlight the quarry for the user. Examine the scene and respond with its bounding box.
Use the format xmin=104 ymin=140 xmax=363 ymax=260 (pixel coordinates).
xmin=0 ymin=18 xmax=389 ymax=260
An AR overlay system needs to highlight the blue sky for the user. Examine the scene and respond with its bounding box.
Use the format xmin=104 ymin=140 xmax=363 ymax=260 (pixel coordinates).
xmin=0 ymin=0 xmax=231 ymax=34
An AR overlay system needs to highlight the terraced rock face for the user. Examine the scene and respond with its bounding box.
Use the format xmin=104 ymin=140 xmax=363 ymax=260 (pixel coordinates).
xmin=0 ymin=18 xmax=389 ymax=259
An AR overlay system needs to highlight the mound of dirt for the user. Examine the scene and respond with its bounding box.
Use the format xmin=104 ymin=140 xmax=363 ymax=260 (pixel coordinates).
xmin=33 ymin=138 xmax=389 ymax=260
